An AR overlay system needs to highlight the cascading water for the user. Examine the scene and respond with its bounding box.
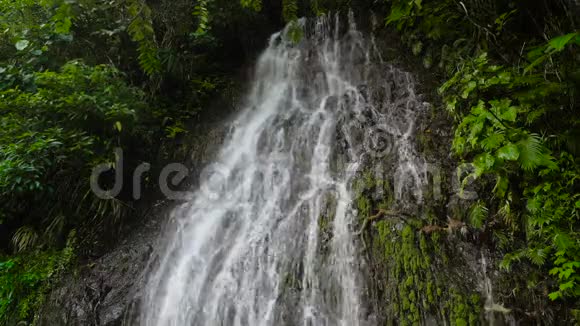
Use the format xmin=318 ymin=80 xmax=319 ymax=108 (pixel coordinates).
xmin=141 ymin=13 xmax=428 ymax=326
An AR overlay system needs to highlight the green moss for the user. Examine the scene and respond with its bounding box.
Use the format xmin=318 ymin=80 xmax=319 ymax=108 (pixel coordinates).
xmin=470 ymin=294 xmax=480 ymax=305
xmin=427 ymin=282 xmax=435 ymax=303
xmin=318 ymin=213 xmax=329 ymax=232
xmin=369 ymin=214 xmax=482 ymax=324
xmin=0 ymin=231 xmax=76 ymax=324
xmin=356 ymin=196 xmax=371 ymax=219
xmin=353 ymin=166 xmax=483 ymax=324
xmin=455 ymin=318 xmax=468 ymax=326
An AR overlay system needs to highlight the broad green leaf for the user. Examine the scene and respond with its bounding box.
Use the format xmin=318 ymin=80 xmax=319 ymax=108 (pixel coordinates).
xmin=559 ymin=269 xmax=574 ymax=280
xmin=527 ymin=45 xmax=546 ymax=60
xmin=15 ymin=40 xmax=30 ymax=51
xmin=563 ymin=262 xmax=580 ymax=269
xmin=525 ymin=54 xmax=549 ymax=73
xmin=471 ymin=100 xmax=487 ymax=115
xmin=525 ymin=33 xmax=578 ymax=73
xmin=386 ymin=5 xmax=409 ymax=25
xmin=473 ymin=152 xmax=495 ymax=176
xmin=497 ymin=143 xmax=519 ymax=160
xmin=548 ymin=291 xmax=561 ymax=301
xmin=548 ymin=32 xmax=578 ymax=51
xmin=500 ymin=106 xmax=517 ymax=122
xmin=559 ymin=280 xmax=575 ymax=291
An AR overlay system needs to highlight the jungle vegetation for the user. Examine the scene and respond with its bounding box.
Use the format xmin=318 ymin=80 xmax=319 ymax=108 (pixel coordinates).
xmin=0 ymin=0 xmax=578 ymax=324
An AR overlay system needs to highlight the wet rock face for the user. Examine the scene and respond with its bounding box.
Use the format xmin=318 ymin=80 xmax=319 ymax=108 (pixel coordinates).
xmin=38 ymin=220 xmax=158 ymax=326
xmin=357 ymin=26 xmax=569 ymax=326
xmin=38 ymin=110 xmax=234 ymax=325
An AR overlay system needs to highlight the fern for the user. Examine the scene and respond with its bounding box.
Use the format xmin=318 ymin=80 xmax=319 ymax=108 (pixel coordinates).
xmin=44 ymin=214 xmax=65 ymax=244
xmin=526 ymin=247 xmax=548 ymax=266
xmin=500 ymin=249 xmax=525 ymax=271
xmin=525 ymin=107 xmax=547 ymax=125
xmin=286 ymin=21 xmax=304 ymax=44
xmin=468 ymin=200 xmax=487 ymax=229
xmin=193 ymin=0 xmax=211 ymax=37
xmin=311 ymin=0 xmax=325 ymax=16
xmin=393 ymin=0 xmax=580 ymax=303
xmin=138 ymin=42 xmax=162 ymax=76
xmin=492 ymin=174 xmax=508 ymax=198
xmin=282 ymin=0 xmax=298 ymax=23
xmin=516 ymin=133 xmax=554 ymax=171
xmin=51 ymin=0 xmax=73 ymax=34
xmin=240 ymin=0 xmax=262 ymax=11
xmin=480 ymin=132 xmax=504 ymax=151
xmin=498 ymin=194 xmax=518 ymax=231
xmin=126 ymin=0 xmax=161 ymax=76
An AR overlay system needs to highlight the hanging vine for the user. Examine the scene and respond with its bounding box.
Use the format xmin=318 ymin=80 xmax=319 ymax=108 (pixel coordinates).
xmin=126 ymin=0 xmax=161 ymax=76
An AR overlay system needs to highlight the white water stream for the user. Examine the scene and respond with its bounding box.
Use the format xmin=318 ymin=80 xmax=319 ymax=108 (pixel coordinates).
xmin=141 ymin=13 xmax=428 ymax=326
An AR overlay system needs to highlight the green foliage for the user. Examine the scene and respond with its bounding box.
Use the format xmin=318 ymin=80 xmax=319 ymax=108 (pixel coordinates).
xmin=240 ymin=0 xmax=262 ymax=12
xmin=387 ymin=0 xmax=580 ymax=304
xmin=525 ymin=32 xmax=580 ymax=73
xmin=438 ymin=42 xmax=579 ymax=300
xmin=11 ymin=227 xmax=39 ymax=254
xmin=0 ymin=230 xmax=76 ymax=324
xmin=468 ymin=201 xmax=487 ymax=229
xmin=373 ymin=219 xmax=481 ymax=325
xmin=528 ymin=153 xmax=580 ymax=300
xmin=193 ymin=0 xmax=212 ymax=37
xmin=282 ymin=0 xmax=299 ymax=22
xmin=385 ymin=0 xmax=423 ymax=29
xmin=0 ymin=61 xmax=153 ymax=274
xmin=126 ymin=0 xmax=161 ymax=76
xmin=0 ymin=0 xmax=75 ymax=90
xmin=0 ymin=0 xmax=246 ymax=322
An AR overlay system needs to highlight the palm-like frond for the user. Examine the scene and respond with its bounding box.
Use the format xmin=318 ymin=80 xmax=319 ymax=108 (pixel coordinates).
xmin=282 ymin=0 xmax=298 ymax=22
xmin=468 ymin=200 xmax=488 ymax=228
xmin=525 ymin=247 xmax=548 ymax=266
xmin=44 ymin=214 xmax=66 ymax=244
xmin=517 ymin=133 xmax=554 ymax=171
xmin=12 ymin=226 xmax=39 ymax=252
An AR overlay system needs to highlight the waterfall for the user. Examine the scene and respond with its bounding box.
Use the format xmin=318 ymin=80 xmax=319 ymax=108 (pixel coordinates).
xmin=141 ymin=13 xmax=428 ymax=326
